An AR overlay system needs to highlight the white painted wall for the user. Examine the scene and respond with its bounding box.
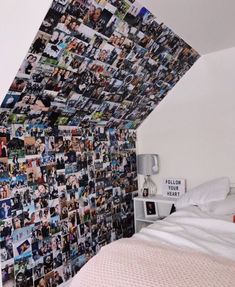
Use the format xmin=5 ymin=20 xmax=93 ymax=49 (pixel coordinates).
xmin=139 ymin=0 xmax=235 ymax=55
xmin=0 ymin=0 xmax=52 ymax=102
xmin=137 ymin=46 xmax=235 ymax=190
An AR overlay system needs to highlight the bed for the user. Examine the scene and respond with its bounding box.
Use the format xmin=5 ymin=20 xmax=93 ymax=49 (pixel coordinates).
xmin=70 ymin=178 xmax=235 ymax=287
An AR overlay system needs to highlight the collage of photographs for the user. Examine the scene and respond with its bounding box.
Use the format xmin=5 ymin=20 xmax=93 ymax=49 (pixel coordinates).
xmin=0 ymin=0 xmax=200 ymax=286
xmin=0 ymin=0 xmax=199 ymax=130
xmin=0 ymin=125 xmax=138 ymax=287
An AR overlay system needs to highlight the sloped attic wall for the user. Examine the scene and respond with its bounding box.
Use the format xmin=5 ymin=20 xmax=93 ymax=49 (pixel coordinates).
xmin=0 ymin=1 xmax=199 ymax=286
xmin=0 ymin=1 xmax=199 ymax=128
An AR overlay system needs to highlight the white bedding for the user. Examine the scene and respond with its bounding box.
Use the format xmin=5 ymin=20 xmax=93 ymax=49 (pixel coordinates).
xmin=70 ymin=205 xmax=235 ymax=287
xmin=134 ymin=206 xmax=235 ymax=261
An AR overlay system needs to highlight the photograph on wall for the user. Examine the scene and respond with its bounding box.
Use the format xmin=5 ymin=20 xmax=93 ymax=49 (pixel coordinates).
xmin=1 ymin=259 xmax=14 ymax=287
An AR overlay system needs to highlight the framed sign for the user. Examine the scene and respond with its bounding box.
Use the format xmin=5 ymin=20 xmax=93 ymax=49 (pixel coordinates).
xmin=162 ymin=178 xmax=186 ymax=198
xmin=144 ymin=201 xmax=159 ymax=219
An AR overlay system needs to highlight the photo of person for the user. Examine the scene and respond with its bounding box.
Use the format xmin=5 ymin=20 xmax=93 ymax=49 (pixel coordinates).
xmin=113 ymin=0 xmax=130 ymax=20
xmin=9 ymin=78 xmax=27 ymax=93
xmin=67 ymin=54 xmax=84 ymax=72
xmin=34 ymin=277 xmax=46 ymax=287
xmin=0 ymin=238 xmax=13 ymax=262
xmin=51 ymin=0 xmax=70 ymax=13
xmin=62 ymin=260 xmax=71 ymax=282
xmin=108 ymin=31 xmax=125 ymax=47
xmin=12 ymin=207 xmax=36 ymax=229
xmin=68 ymin=38 xmax=88 ymax=56
xmin=54 ymin=269 xmax=64 ymax=285
xmin=65 ymin=174 xmax=79 ymax=190
xmin=31 ymin=63 xmax=54 ymax=85
xmin=42 ymin=29 xmax=70 ymax=61
xmin=0 ymin=199 xmax=11 ymax=220
xmin=58 ymin=50 xmax=74 ymax=69
xmin=50 ymin=215 xmax=60 ymax=235
xmin=1 ymin=93 xmax=21 ymax=109
xmin=14 ymin=239 xmax=31 ymax=256
xmin=11 ymin=125 xmax=25 ymax=139
xmin=45 ymin=66 xmax=74 ymax=94
xmin=18 ymin=54 xmax=39 ymax=77
xmin=39 ymin=8 xmax=62 ymax=34
xmin=1 ymin=260 xmax=14 ymax=286
xmin=72 ymin=22 xmax=95 ymax=43
xmin=0 ymin=138 xmax=8 ymax=158
xmin=14 ymin=253 xmax=33 ymax=287
xmin=33 ymin=258 xmax=44 ymax=280
xmin=55 ymin=13 xmax=80 ymax=35
xmin=0 ymin=219 xmax=12 ymax=240
xmin=144 ymin=201 xmax=158 ymax=218
xmin=35 ymin=138 xmax=46 ymax=155
xmin=83 ymin=4 xmax=102 ymax=29
xmin=96 ymin=43 xmax=115 ymax=63
xmin=44 ymin=270 xmax=55 ymax=286
xmin=26 ymin=166 xmax=45 ymax=186
xmin=90 ymin=34 xmax=106 ymax=49
xmin=30 ymin=31 xmax=51 ymax=54
xmin=44 ymin=253 xmax=53 ymax=274
xmin=24 ymin=137 xmax=36 ymax=156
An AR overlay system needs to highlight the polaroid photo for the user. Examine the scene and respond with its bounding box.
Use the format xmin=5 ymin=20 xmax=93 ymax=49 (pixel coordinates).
xmin=17 ymin=53 xmax=40 ymax=78
xmin=0 ymin=238 xmax=14 ymax=262
xmin=14 ymin=238 xmax=31 ymax=257
xmin=0 ymin=218 xmax=12 ymax=241
xmin=144 ymin=201 xmax=159 ymax=219
xmin=1 ymin=258 xmax=14 ymax=286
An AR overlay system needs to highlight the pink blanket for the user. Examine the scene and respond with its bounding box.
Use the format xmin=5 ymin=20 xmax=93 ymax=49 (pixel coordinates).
xmin=70 ymin=238 xmax=235 ymax=287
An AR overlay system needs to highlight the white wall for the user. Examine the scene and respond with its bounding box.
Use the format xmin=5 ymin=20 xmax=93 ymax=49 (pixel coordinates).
xmin=0 ymin=0 xmax=52 ymax=102
xmin=137 ymin=46 xmax=235 ymax=190
xmin=139 ymin=0 xmax=235 ymax=55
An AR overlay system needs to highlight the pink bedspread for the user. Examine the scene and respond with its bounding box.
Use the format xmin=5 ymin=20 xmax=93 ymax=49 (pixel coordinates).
xmin=70 ymin=238 xmax=235 ymax=287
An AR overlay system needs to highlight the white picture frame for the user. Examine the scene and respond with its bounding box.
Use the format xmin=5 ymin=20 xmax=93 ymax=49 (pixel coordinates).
xmin=144 ymin=201 xmax=159 ymax=219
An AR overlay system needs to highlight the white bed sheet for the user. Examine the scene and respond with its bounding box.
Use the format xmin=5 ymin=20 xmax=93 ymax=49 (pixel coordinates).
xmin=134 ymin=206 xmax=235 ymax=261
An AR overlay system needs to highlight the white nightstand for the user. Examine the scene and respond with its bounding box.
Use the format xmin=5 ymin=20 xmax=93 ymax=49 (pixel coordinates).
xmin=133 ymin=194 xmax=177 ymax=233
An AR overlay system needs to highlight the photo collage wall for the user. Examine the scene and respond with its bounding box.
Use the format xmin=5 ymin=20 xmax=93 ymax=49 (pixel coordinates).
xmin=0 ymin=125 xmax=137 ymax=287
xmin=0 ymin=0 xmax=200 ymax=286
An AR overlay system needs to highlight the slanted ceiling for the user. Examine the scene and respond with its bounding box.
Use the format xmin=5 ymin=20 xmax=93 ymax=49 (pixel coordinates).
xmin=0 ymin=0 xmax=199 ymax=129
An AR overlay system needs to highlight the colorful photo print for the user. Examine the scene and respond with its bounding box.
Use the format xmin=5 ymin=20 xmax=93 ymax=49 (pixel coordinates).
xmin=14 ymin=239 xmax=32 ymax=257
xmin=30 ymin=31 xmax=52 ymax=55
xmin=17 ymin=54 xmax=40 ymax=78
xmin=0 ymin=199 xmax=11 ymax=220
xmin=1 ymin=259 xmax=14 ymax=287
xmin=0 ymin=237 xmax=13 ymax=262
xmin=9 ymin=78 xmax=27 ymax=93
xmin=12 ymin=226 xmax=32 ymax=243
xmin=14 ymin=253 xmax=33 ymax=287
xmin=1 ymin=93 xmax=21 ymax=109
xmin=39 ymin=8 xmax=62 ymax=35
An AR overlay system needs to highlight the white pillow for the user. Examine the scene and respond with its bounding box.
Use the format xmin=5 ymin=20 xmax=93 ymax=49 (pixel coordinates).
xmin=199 ymin=194 xmax=235 ymax=215
xmin=175 ymin=177 xmax=230 ymax=210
